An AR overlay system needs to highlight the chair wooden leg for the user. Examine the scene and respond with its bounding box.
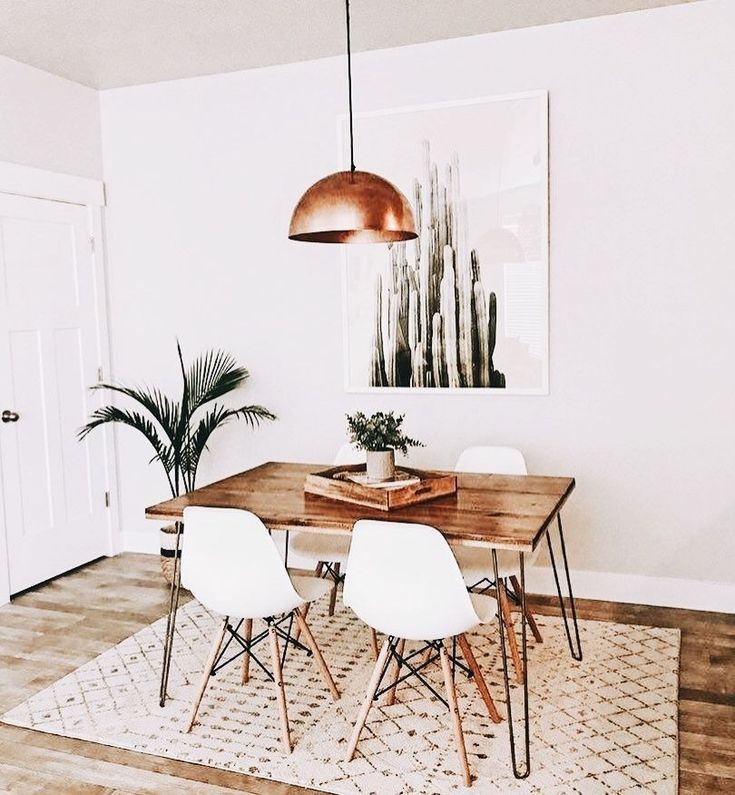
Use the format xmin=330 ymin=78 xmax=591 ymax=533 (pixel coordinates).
xmin=498 ymin=580 xmax=524 ymax=684
xmin=369 ymin=627 xmax=379 ymax=661
xmin=269 ymin=625 xmax=291 ymax=753
xmin=328 ymin=562 xmax=341 ymax=616
xmin=293 ymin=600 xmax=310 ymax=643
xmin=345 ymin=638 xmax=391 ymax=762
xmin=510 ymin=574 xmax=543 ymax=643
xmin=384 ymin=638 xmax=405 ymax=706
xmin=241 ymin=618 xmax=253 ymax=684
xmin=185 ymin=617 xmax=228 ymax=732
xmin=440 ymin=641 xmax=472 ymax=787
xmin=457 ymin=633 xmax=502 ymax=724
xmin=294 ymin=553 xmax=323 ymax=644
xmin=294 ymin=608 xmax=340 ymax=701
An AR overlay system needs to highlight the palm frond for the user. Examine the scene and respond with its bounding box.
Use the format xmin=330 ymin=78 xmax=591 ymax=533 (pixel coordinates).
xmin=186 ymin=348 xmax=250 ymax=413
xmin=176 ymin=338 xmax=190 ymax=425
xmin=182 ymin=404 xmax=229 ymax=483
xmin=227 ymin=404 xmax=277 ymax=428
xmin=174 ymin=340 xmax=192 ymax=493
xmin=79 ymin=405 xmax=175 ymax=492
xmin=183 ymin=403 xmax=276 ymax=487
xmin=89 ymin=382 xmax=180 ymax=444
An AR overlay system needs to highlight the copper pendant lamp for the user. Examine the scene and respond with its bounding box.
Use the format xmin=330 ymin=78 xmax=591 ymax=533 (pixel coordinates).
xmin=288 ymin=0 xmax=417 ymax=244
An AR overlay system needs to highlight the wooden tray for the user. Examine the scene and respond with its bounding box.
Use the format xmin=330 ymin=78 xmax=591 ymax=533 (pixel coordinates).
xmin=304 ymin=464 xmax=457 ymax=511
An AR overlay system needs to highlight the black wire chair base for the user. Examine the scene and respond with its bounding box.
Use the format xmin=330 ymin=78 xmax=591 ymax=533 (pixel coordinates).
xmin=210 ymin=612 xmax=312 ymax=680
xmin=371 ymin=637 xmax=468 ymax=709
xmin=320 ymin=561 xmax=346 ymax=586
xmin=467 ymin=576 xmax=495 ymax=595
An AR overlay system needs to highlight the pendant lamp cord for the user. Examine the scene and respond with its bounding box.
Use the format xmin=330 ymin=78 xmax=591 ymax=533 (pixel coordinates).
xmin=345 ymin=0 xmax=356 ymax=172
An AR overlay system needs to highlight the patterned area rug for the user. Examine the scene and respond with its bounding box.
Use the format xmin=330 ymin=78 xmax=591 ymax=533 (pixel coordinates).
xmin=2 ymin=597 xmax=679 ymax=794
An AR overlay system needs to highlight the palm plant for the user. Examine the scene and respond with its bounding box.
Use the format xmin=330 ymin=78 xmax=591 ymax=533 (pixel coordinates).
xmin=79 ymin=342 xmax=276 ymax=497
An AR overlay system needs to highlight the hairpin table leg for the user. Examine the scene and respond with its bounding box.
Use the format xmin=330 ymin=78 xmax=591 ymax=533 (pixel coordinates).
xmin=159 ymin=520 xmax=183 ymax=707
xmin=547 ymin=513 xmax=583 ymax=662
xmin=493 ymin=549 xmax=530 ymax=779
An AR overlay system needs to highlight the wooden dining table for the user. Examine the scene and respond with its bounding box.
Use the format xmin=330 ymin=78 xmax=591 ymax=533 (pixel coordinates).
xmin=145 ymin=460 xmax=580 ymax=779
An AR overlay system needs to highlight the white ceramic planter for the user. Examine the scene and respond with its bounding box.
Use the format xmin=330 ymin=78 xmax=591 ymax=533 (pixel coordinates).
xmin=366 ymin=449 xmax=396 ymax=482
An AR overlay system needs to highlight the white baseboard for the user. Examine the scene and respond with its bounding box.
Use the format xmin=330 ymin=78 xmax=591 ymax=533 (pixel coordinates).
xmin=120 ymin=533 xmax=735 ymax=614
xmin=525 ymin=566 xmax=735 ymax=614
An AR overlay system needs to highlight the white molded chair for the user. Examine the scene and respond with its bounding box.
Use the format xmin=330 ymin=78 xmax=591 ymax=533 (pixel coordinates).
xmin=181 ymin=506 xmax=340 ymax=752
xmin=343 ymin=519 xmax=502 ymax=787
xmin=452 ymin=446 xmax=544 ymax=683
xmin=289 ymin=443 xmax=362 ymax=615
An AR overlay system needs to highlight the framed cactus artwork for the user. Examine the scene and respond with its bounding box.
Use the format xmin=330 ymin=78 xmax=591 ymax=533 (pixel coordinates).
xmin=341 ymin=91 xmax=549 ymax=394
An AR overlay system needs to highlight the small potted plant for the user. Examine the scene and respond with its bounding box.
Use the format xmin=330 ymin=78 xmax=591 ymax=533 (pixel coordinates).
xmin=346 ymin=411 xmax=423 ymax=482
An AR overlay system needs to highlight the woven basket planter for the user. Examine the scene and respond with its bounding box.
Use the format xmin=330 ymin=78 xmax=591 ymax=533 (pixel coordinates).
xmin=159 ymin=524 xmax=185 ymax=587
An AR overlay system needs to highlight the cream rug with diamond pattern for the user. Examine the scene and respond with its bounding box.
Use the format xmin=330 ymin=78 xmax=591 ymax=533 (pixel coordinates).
xmin=2 ymin=597 xmax=679 ymax=793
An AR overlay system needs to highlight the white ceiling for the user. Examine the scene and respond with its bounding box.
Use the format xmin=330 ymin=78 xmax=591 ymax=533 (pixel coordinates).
xmin=0 ymin=0 xmax=700 ymax=89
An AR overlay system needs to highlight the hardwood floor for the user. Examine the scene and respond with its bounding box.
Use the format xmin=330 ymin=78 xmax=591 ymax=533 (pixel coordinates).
xmin=0 ymin=553 xmax=732 ymax=794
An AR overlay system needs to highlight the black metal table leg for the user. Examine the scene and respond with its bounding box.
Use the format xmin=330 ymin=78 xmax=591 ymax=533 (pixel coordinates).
xmin=159 ymin=520 xmax=183 ymax=707
xmin=547 ymin=513 xmax=583 ymax=661
xmin=493 ymin=549 xmax=530 ymax=779
xmin=284 ymin=529 xmax=290 ymax=569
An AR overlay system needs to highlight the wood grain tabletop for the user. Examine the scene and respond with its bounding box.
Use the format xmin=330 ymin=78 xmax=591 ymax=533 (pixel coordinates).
xmin=145 ymin=461 xmax=575 ymax=552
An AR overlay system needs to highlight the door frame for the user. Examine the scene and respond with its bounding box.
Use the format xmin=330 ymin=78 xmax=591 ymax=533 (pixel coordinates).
xmin=0 ymin=161 xmax=119 ymax=606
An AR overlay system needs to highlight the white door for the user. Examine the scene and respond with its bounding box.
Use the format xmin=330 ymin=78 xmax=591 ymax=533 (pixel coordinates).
xmin=0 ymin=193 xmax=110 ymax=594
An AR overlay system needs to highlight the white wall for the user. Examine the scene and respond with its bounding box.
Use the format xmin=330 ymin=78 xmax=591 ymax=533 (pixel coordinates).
xmin=0 ymin=55 xmax=102 ymax=178
xmin=99 ymin=0 xmax=735 ymax=608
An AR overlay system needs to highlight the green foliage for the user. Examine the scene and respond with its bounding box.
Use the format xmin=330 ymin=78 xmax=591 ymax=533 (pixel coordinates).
xmin=78 ymin=342 xmax=276 ymax=496
xmin=346 ymin=411 xmax=423 ymax=455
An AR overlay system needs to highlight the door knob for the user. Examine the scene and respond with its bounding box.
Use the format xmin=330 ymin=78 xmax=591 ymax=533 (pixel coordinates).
xmin=1 ymin=410 xmax=19 ymax=423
